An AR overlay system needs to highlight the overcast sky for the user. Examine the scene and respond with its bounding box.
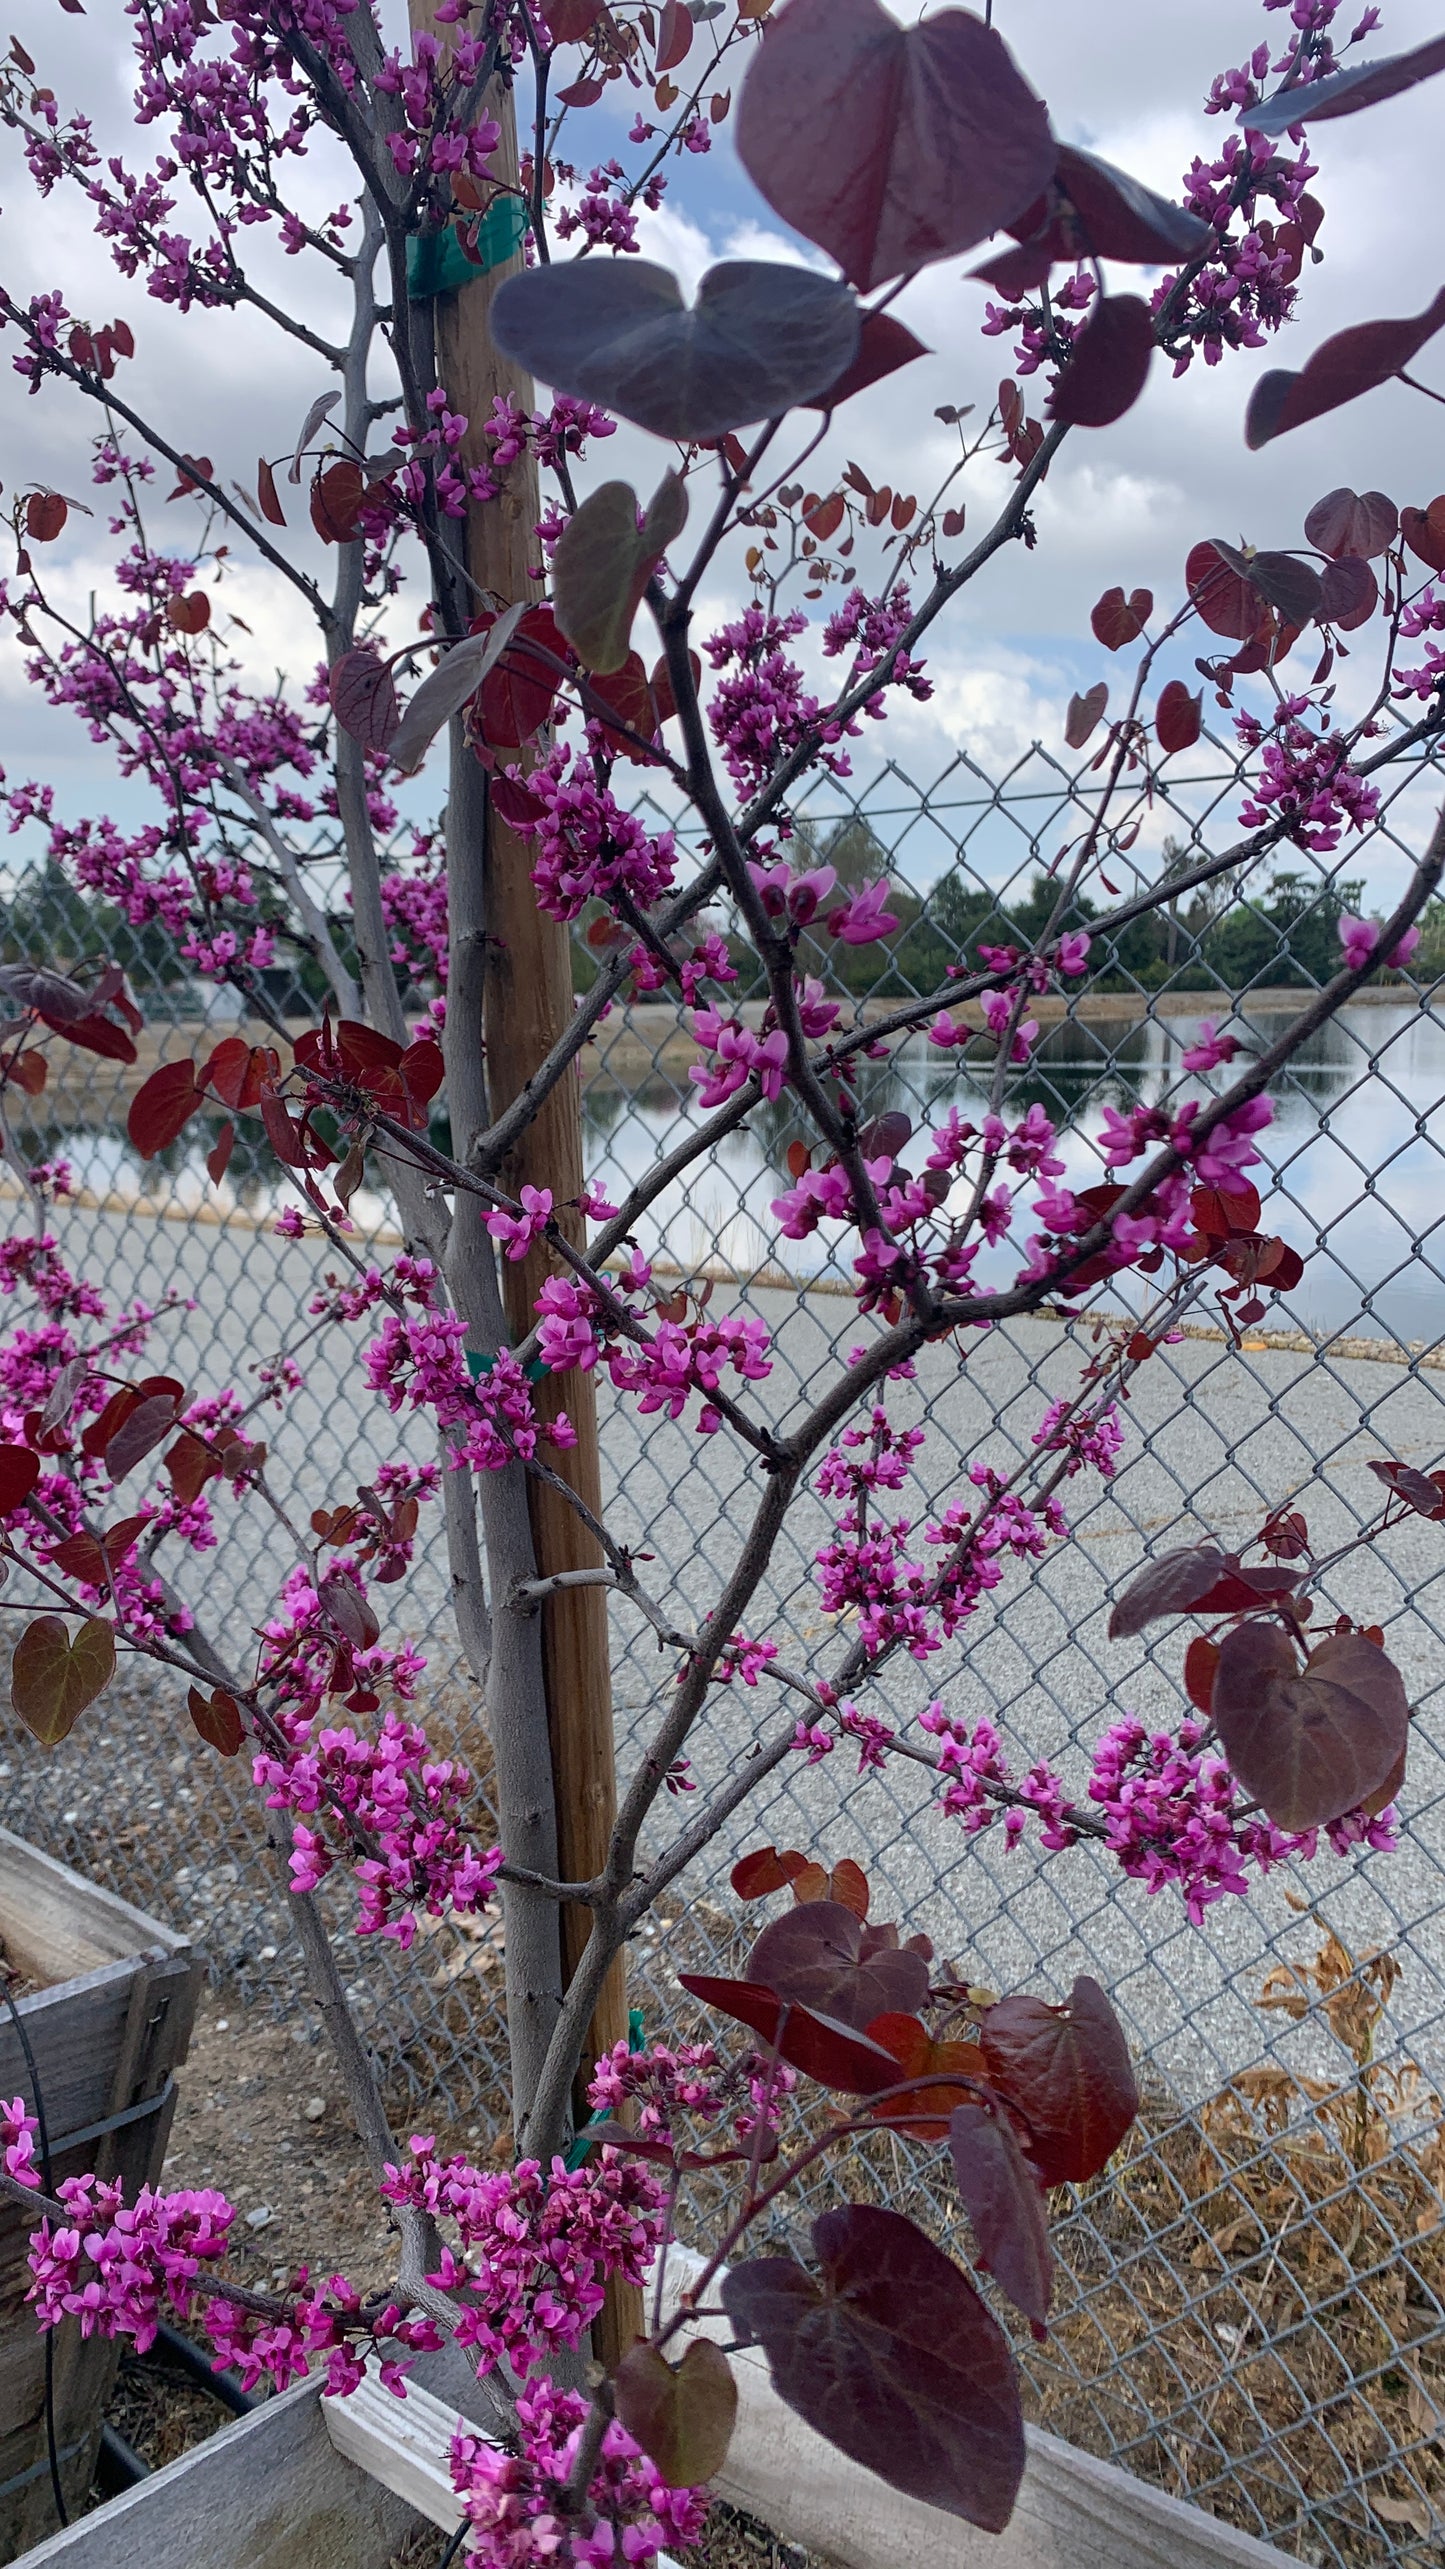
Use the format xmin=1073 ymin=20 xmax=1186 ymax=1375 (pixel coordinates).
xmin=1 ymin=0 xmax=1443 ymax=900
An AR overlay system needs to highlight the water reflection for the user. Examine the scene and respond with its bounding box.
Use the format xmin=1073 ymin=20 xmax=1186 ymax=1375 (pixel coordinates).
xmin=17 ymin=1003 xmax=1445 ymax=1349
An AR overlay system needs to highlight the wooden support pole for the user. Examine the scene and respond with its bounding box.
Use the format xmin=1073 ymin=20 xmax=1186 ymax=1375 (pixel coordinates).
xmin=405 ymin=14 xmax=635 ymax=2360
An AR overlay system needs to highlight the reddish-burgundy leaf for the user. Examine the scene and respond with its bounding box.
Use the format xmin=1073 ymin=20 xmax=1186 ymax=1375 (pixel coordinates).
xmin=11 ymin=1614 xmax=115 ymax=1747
xmin=201 ymin=1037 xmax=278 ymax=1111
xmin=57 ymin=1012 xmax=137 ymax=1063
xmin=1049 ymin=145 xmax=1213 ymax=265
xmin=1049 ymin=295 xmax=1154 ymax=429
xmin=0 ymin=1447 xmax=40 ymax=1515
xmin=1090 ymin=585 xmax=1152 ymax=650
xmin=257 ymin=458 xmax=286 ymax=526
xmin=25 ymin=492 xmax=68 ymax=542
xmin=1212 ymin=1624 xmax=1410 ymax=1831
xmin=1155 ymin=678 xmax=1203 ymax=754
xmin=311 ymin=459 xmax=366 ymax=543
xmin=1246 ymin=289 xmax=1445 ymax=448
xmin=260 ymin=1089 xmax=307 ymax=1167
xmin=655 ymin=0 xmax=692 ymax=74
xmin=1303 ymin=487 xmax=1398 ymax=559
xmin=804 ymin=491 xmax=846 ymax=541
xmin=9 ymin=1050 xmax=46 ymax=1095
xmin=166 ymin=590 xmax=211 ymax=635
xmin=187 ymin=1683 xmax=244 ymax=1757
xmin=731 ymin=1845 xmax=811 ymax=1900
xmin=829 ymin=1858 xmax=870 ymax=1921
xmin=803 ymin=311 xmax=930 ymax=410
xmin=1065 ymin=683 xmax=1108 ymax=749
xmin=676 ymin=1972 xmax=900 ymax=2094
xmin=479 ymin=604 xmax=569 ymax=746
xmin=206 ymin=1121 xmax=236 ymax=1185
xmin=1239 ymin=34 xmax=1445 ymax=135
xmin=721 ymin=2206 xmax=1025 ymax=2532
xmin=1209 ymin=538 xmax=1323 ymax=627
xmin=330 ymin=649 xmax=402 ymax=753
xmin=1186 ymin=539 xmax=1272 ymax=641
xmin=165 ymin=1430 xmax=221 ymax=1506
xmin=128 ymin=1058 xmax=204 ymax=1156
xmin=1401 ymin=497 xmax=1445 ymax=573
xmin=747 ymin=1899 xmax=929 ymax=2030
xmin=547 ymin=0 xmax=603 ymax=36
xmin=866 ymin=2014 xmax=986 ymax=2139
xmin=556 ymin=72 xmax=605 ymax=106
xmin=735 ymin=0 xmax=1055 ymax=294
xmin=1183 ymin=1634 xmax=1220 ymax=1715
xmin=979 ymin=1977 xmax=1138 ymax=2186
xmin=948 ymin=2101 xmax=1052 ymax=2331
xmin=1319 ymin=553 xmax=1378 ymax=629
xmin=318 ymin=1569 xmax=381 ymax=1649
xmin=1191 ymin=1181 xmax=1262 ymax=1236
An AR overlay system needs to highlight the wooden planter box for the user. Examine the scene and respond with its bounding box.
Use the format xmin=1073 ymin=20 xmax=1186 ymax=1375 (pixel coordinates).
xmin=15 ymin=2245 xmax=1295 ymax=2569
xmin=0 ymin=1829 xmax=201 ymax=2560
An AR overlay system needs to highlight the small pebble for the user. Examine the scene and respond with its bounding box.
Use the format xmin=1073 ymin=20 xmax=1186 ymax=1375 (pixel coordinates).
xmin=244 ymin=2205 xmax=274 ymax=2231
xmin=304 ymin=2096 xmax=325 ymax=2121
xmin=215 ymin=2018 xmax=230 ymax=2033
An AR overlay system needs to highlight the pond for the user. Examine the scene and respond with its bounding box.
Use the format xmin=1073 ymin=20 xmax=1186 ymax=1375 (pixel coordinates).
xmin=19 ymin=999 xmax=1445 ymax=1351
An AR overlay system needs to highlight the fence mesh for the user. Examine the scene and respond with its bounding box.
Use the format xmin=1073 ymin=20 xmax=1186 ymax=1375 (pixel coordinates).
xmin=3 ymin=719 xmax=1444 ymax=2565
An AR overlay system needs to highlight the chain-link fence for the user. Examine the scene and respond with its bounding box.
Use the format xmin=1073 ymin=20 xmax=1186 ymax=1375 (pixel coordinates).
xmin=3 ymin=719 xmax=1444 ymax=2565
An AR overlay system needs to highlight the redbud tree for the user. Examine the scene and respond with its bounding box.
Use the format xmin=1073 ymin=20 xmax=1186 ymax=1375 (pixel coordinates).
xmin=3 ymin=0 xmax=1445 ymax=2551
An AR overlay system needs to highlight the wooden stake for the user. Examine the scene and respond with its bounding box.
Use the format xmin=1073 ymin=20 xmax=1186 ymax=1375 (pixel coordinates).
xmin=404 ymin=16 xmax=635 ymax=2361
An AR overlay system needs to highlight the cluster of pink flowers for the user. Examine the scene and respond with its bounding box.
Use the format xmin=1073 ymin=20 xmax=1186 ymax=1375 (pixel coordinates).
xmin=821 ymin=584 xmax=933 ymax=719
xmin=381 ymin=2140 xmax=666 ymax=2373
xmin=254 ymin=1707 xmax=501 ymax=1945
xmin=451 ymin=2374 xmax=707 ymax=2569
xmin=3 ymin=2098 xmax=40 ymax=2191
xmin=1338 ymin=914 xmax=1421 ymax=974
xmin=1032 ymin=1400 xmax=1125 ymax=1479
xmin=515 ymin=746 xmax=678 ymax=923
xmin=1394 ymin=583 xmax=1445 ymax=703
xmin=703 ymin=605 xmax=852 ymax=798
xmin=24 ymin=2168 xmax=439 ymax=2398
xmin=535 ymin=1269 xmax=772 ymax=1435
xmin=688 ymin=1005 xmax=789 ymax=1106
xmin=555 ymin=158 xmax=665 ymax=253
xmin=1235 ymin=705 xmax=1381 ymax=852
xmin=586 ymin=2036 xmax=794 ymax=2148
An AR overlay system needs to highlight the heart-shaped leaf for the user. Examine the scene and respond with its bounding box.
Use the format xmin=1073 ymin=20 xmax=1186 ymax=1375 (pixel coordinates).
xmin=746 ymin=1899 xmax=929 ymax=2030
xmin=1211 ymin=1624 xmax=1410 ymax=1831
xmin=676 ymin=1972 xmax=899 ymax=2094
xmin=1318 ymin=554 xmax=1378 ymax=629
xmin=1155 ymin=679 xmax=1203 ymax=753
xmin=721 ymin=2205 xmax=1025 ymax=2532
xmin=1246 ymin=288 xmax=1445 ymax=448
xmin=948 ymin=2101 xmax=1052 ymax=2330
xmin=106 ymin=1387 xmax=183 ymax=1480
xmin=1185 ymin=538 xmax=1272 ymax=641
xmin=128 ymin=1058 xmax=204 ymax=1157
xmin=978 ymin=1975 xmax=1138 ymax=2186
xmin=1303 ymin=487 xmax=1398 ymax=559
xmin=1048 ymin=146 xmax=1213 ymax=264
xmin=330 ymin=649 xmax=401 ymax=752
xmin=11 ymin=1614 xmax=115 ymax=1747
xmin=1065 ymin=683 xmax=1108 ymax=748
xmin=1238 ymin=34 xmax=1445 ymax=135
xmin=491 ymin=258 xmax=860 ymax=441
xmin=735 ymin=0 xmax=1055 ymax=293
xmin=802 ymin=312 xmax=930 ymax=411
xmin=1108 ymin=1542 xmax=1228 ymax=1638
xmin=1402 ymin=497 xmax=1445 ymax=572
xmin=612 ymin=2338 xmax=736 ymax=2487
xmin=1210 ymin=539 xmax=1323 ymax=627
xmin=1049 ymin=294 xmax=1154 ymax=428
xmin=1367 ymin=1457 xmax=1445 ymax=1519
xmin=552 ymin=473 xmax=688 ymax=674
xmin=187 ymin=1683 xmax=244 ymax=1757
xmin=865 ymin=2013 xmax=986 ymax=2138
xmin=1090 ymin=585 xmax=1152 ymax=649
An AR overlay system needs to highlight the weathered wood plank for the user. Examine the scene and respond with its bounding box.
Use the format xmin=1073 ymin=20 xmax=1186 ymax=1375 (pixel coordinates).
xmin=0 ymin=1828 xmax=191 ymax=1984
xmin=19 ymin=2377 xmax=420 ymax=2569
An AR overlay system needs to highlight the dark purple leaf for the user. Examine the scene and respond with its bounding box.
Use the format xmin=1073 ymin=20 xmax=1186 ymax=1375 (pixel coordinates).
xmin=490 ymin=257 xmax=861 ymax=442
xmin=1211 ymin=539 xmax=1323 ymax=626
xmin=318 ymin=1569 xmax=381 ymax=1650
xmin=1108 ymin=1543 xmax=1228 ymax=1638
xmin=735 ymin=0 xmax=1055 ymax=294
xmin=978 ymin=1976 xmax=1138 ymax=2187
xmin=746 ymin=1899 xmax=929 ymax=2030
xmin=330 ymin=649 xmax=401 ymax=753
xmin=1246 ymin=289 xmax=1445 ymax=449
xmin=1211 ymin=1624 xmax=1410 ymax=1831
xmin=1050 ymin=145 xmax=1214 ymax=264
xmin=677 ymin=1971 xmax=901 ymax=2094
xmin=0 ymin=964 xmax=90 ymax=1024
xmin=803 ymin=312 xmax=930 ymax=410
xmin=1318 ymin=554 xmax=1378 ymax=629
xmin=105 ymin=1389 xmax=182 ymax=1481
xmin=948 ymin=2102 xmax=1052 ymax=2333
xmin=1239 ymin=36 xmax=1445 ymax=136
xmin=1049 ymin=295 xmax=1154 ymax=429
xmin=1367 ymin=1457 xmax=1445 ymax=1518
xmin=1303 ymin=487 xmax=1398 ymax=559
xmin=721 ymin=2206 xmax=1025 ymax=2532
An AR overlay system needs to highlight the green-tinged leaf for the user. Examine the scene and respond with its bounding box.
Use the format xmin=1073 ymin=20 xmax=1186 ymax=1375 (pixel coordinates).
xmin=612 ymin=2338 xmax=737 ymax=2486
xmin=11 ymin=1614 xmax=115 ymax=1746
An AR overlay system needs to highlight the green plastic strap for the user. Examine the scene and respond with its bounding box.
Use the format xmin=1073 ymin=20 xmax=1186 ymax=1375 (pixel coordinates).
xmin=563 ymin=2008 xmax=646 ymax=2171
xmin=406 ymin=199 xmax=528 ymax=301
xmin=465 ymin=1346 xmax=549 ymax=1385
